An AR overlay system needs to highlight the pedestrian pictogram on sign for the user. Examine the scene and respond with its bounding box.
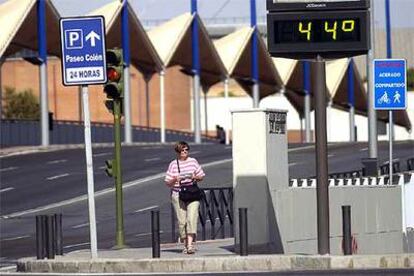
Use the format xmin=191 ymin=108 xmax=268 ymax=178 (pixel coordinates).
xmin=373 ymin=59 xmax=407 ymax=110
xmin=60 ymin=16 xmax=107 ymax=86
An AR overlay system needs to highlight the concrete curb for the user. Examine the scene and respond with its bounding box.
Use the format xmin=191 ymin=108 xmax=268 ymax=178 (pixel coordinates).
xmin=17 ymin=254 xmax=414 ymax=273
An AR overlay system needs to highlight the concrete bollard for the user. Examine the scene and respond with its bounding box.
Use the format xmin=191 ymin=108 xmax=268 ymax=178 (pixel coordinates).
xmin=239 ymin=208 xmax=248 ymax=256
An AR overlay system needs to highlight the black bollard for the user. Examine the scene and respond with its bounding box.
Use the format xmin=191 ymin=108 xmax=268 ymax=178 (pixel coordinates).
xmin=151 ymin=210 xmax=160 ymax=258
xmin=46 ymin=215 xmax=55 ymax=259
xmin=342 ymin=205 xmax=352 ymax=255
xmin=239 ymin=208 xmax=248 ymax=256
xmin=54 ymin=214 xmax=63 ymax=255
xmin=36 ymin=215 xmax=46 ymax=259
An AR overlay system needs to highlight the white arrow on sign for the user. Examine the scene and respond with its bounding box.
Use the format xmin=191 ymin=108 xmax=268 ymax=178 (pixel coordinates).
xmin=85 ymin=31 xmax=100 ymax=47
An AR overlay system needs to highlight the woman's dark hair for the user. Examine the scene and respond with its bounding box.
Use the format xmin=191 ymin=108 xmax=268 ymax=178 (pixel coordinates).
xmin=174 ymin=141 xmax=190 ymax=153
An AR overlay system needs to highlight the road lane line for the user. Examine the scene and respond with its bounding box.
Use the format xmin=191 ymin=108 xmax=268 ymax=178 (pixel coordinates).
xmin=289 ymin=162 xmax=298 ymax=166
xmin=1 ymin=145 xmax=316 ymax=219
xmin=144 ymin=157 xmax=161 ymax=162
xmin=191 ymin=151 xmax=201 ymax=155
xmin=1 ymin=235 xmax=30 ymax=241
xmin=63 ymin=242 xmax=90 ymax=249
xmin=0 ymin=167 xmax=17 ymax=172
xmin=328 ymin=154 xmax=335 ymax=158
xmin=135 ymin=231 xmax=164 ymax=238
xmin=93 ymin=152 xmax=112 ymax=157
xmin=46 ymin=173 xmax=69 ymax=180
xmin=360 ymin=147 xmax=368 ymax=151
xmin=98 ymin=165 xmax=106 ymax=169
xmin=134 ymin=205 xmax=159 ymax=213
xmin=0 ymin=187 xmax=14 ymax=193
xmin=47 ymin=159 xmax=67 ymax=164
xmin=72 ymin=222 xmax=90 ymax=229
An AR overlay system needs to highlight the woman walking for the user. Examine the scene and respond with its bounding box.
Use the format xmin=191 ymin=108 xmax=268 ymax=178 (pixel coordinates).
xmin=165 ymin=141 xmax=205 ymax=254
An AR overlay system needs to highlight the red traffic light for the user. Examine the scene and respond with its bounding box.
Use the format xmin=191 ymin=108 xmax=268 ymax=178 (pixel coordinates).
xmin=107 ymin=67 xmax=121 ymax=82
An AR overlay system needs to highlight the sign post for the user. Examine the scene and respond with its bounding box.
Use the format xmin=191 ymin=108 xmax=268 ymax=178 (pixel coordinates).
xmin=373 ymin=59 xmax=407 ymax=232
xmin=60 ymin=16 xmax=107 ymax=258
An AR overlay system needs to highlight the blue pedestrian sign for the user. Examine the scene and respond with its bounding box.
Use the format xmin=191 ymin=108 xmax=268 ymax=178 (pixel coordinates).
xmin=60 ymin=16 xmax=107 ymax=86
xmin=373 ymin=59 xmax=407 ymax=110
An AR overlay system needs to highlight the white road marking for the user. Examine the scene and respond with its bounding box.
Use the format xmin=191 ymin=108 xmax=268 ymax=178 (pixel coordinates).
xmin=1 ymin=235 xmax=30 ymax=241
xmin=47 ymin=159 xmax=67 ymax=164
xmin=98 ymin=166 xmax=106 ymax=169
xmin=72 ymin=222 xmax=90 ymax=229
xmin=46 ymin=173 xmax=69 ymax=180
xmin=1 ymin=145 xmax=315 ymax=219
xmin=328 ymin=154 xmax=335 ymax=158
xmin=93 ymin=152 xmax=112 ymax=157
xmin=191 ymin=151 xmax=201 ymax=155
xmin=63 ymin=242 xmax=90 ymax=249
xmin=135 ymin=231 xmax=164 ymax=238
xmin=224 ymin=146 xmax=232 ymax=149
xmin=142 ymin=146 xmax=161 ymax=150
xmin=0 ymin=167 xmax=17 ymax=172
xmin=0 ymin=187 xmax=14 ymax=193
xmin=144 ymin=157 xmax=161 ymax=162
xmin=134 ymin=205 xmax=159 ymax=213
xmin=289 ymin=162 xmax=298 ymax=166
xmin=360 ymin=147 xmax=368 ymax=151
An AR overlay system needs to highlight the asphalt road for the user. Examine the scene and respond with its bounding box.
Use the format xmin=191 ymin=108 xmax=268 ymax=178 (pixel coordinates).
xmin=0 ymin=141 xmax=413 ymax=266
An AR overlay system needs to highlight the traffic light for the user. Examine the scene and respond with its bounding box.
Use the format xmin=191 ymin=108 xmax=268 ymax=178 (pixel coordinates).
xmin=105 ymin=159 xmax=117 ymax=178
xmin=104 ymin=48 xmax=123 ymax=99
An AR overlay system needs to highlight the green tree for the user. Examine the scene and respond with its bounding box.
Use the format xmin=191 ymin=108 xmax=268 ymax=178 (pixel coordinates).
xmin=3 ymin=87 xmax=40 ymax=119
xmin=407 ymin=67 xmax=414 ymax=91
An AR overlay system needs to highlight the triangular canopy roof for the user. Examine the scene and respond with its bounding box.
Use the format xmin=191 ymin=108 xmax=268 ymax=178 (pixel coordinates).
xmin=89 ymin=1 xmax=162 ymax=75
xmin=214 ymin=27 xmax=282 ymax=99
xmin=0 ymin=0 xmax=61 ymax=58
xmin=148 ymin=13 xmax=227 ymax=89
xmin=326 ymin=58 xmax=411 ymax=130
xmin=272 ymin=57 xmax=308 ymax=117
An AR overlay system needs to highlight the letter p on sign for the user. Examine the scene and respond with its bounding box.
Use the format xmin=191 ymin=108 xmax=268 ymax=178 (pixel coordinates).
xmin=65 ymin=29 xmax=83 ymax=49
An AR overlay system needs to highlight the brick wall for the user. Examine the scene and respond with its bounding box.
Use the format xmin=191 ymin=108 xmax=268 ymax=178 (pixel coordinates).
xmin=1 ymin=58 xmax=191 ymax=131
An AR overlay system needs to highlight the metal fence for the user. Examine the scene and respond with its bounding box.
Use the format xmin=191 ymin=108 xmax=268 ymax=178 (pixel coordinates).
xmin=0 ymin=119 xmax=218 ymax=147
xmin=170 ymin=187 xmax=234 ymax=243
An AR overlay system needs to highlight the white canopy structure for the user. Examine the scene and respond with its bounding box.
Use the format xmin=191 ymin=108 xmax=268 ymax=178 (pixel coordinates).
xmin=0 ymin=0 xmax=61 ymax=58
xmin=89 ymin=1 xmax=162 ymax=74
xmin=214 ymin=27 xmax=282 ymax=99
xmin=148 ymin=13 xmax=227 ymax=88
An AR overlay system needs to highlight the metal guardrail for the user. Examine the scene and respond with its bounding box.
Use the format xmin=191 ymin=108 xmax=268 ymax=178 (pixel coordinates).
xmin=406 ymin=158 xmax=414 ymax=171
xmin=0 ymin=119 xmax=218 ymax=147
xmin=170 ymin=187 xmax=233 ymax=243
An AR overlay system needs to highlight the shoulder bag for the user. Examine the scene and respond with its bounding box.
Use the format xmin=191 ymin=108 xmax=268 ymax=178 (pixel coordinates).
xmin=176 ymin=159 xmax=203 ymax=203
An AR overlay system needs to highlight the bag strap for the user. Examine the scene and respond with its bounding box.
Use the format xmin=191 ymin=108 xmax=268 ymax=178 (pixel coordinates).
xmin=176 ymin=159 xmax=181 ymax=185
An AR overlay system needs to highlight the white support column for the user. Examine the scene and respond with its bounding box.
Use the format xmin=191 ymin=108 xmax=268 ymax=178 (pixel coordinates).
xmin=349 ymin=105 xmax=355 ymax=142
xmin=40 ymin=63 xmax=49 ymax=146
xmin=160 ymin=69 xmax=166 ymax=143
xmin=193 ymin=74 xmax=201 ymax=143
xmin=224 ymin=78 xmax=230 ymax=145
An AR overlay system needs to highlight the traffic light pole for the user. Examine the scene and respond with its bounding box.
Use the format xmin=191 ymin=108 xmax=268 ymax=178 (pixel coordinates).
xmin=113 ymin=98 xmax=125 ymax=248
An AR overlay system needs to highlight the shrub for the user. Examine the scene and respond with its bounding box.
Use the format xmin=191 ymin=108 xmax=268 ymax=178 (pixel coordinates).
xmin=3 ymin=87 xmax=40 ymax=119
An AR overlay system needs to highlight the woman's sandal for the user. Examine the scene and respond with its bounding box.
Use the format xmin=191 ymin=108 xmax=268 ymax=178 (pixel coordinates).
xmin=186 ymin=245 xmax=195 ymax=254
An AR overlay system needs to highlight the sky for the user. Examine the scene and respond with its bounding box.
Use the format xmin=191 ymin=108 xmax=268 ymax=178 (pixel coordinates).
xmin=44 ymin=0 xmax=414 ymax=29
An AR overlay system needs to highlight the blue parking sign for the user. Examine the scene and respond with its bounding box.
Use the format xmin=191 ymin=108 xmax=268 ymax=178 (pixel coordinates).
xmin=60 ymin=16 xmax=107 ymax=86
xmin=374 ymin=59 xmax=407 ymax=110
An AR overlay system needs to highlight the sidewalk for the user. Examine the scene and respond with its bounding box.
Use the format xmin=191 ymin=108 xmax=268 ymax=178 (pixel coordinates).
xmin=16 ymin=239 xmax=414 ymax=273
